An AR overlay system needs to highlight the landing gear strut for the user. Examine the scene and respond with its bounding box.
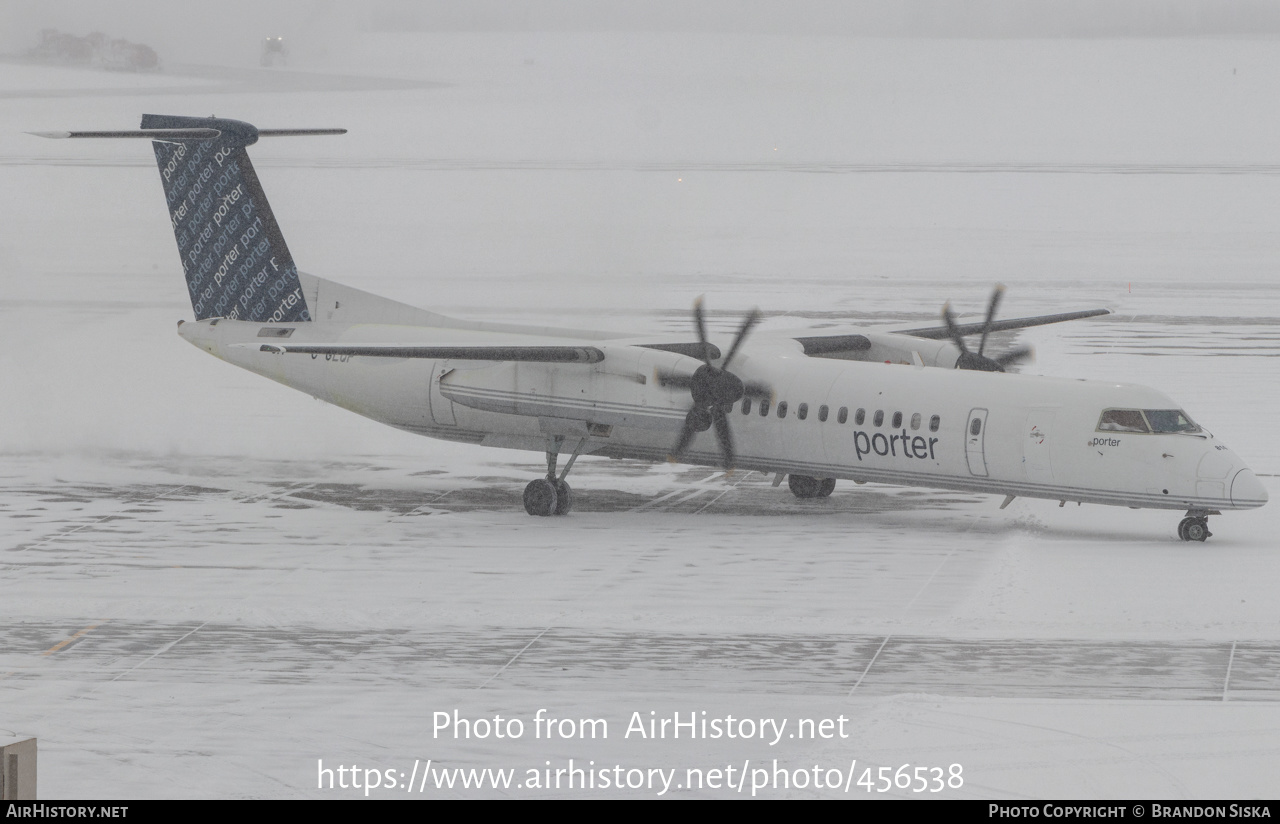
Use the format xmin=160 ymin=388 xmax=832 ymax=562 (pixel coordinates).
xmin=523 ymin=436 xmax=586 ymax=517
xmin=1177 ymin=513 xmax=1212 ymax=543
xmin=787 ymin=474 xmax=836 ymax=499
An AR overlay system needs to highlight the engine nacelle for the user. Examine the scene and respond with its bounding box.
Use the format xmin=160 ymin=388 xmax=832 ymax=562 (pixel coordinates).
xmin=808 ymin=331 xmax=960 ymax=368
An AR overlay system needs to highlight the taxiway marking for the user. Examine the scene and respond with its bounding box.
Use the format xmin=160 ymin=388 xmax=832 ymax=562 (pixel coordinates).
xmin=41 ymin=622 xmax=103 ymax=657
xmin=9 ymin=485 xmax=189 ymax=554
xmin=847 ymin=635 xmax=892 ymax=697
xmin=1223 ymin=640 xmax=1237 ymax=701
xmin=0 ymin=622 xmax=105 ymax=683
xmin=631 ymin=472 xmax=724 ymax=512
xmin=478 ymin=627 xmax=554 ymax=690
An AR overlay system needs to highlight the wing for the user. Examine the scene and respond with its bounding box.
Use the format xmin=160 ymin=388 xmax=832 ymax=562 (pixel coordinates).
xmin=250 ymin=343 xmax=605 ymax=363
xmin=893 ymin=308 xmax=1110 ymax=339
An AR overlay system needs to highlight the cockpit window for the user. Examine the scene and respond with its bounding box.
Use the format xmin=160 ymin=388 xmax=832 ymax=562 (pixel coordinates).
xmin=1097 ymin=408 xmax=1202 ymax=434
xmin=1144 ymin=409 xmax=1201 ymax=434
xmin=1097 ymin=409 xmax=1149 ymax=433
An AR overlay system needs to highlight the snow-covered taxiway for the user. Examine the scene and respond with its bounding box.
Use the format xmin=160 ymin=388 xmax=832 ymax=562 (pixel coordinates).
xmin=2 ymin=32 xmax=1279 ymax=798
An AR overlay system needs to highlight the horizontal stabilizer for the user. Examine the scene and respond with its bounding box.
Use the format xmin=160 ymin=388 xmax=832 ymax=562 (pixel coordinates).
xmin=257 ymin=129 xmax=348 ymax=137
xmin=30 ymin=123 xmax=345 ymax=146
xmin=251 ymin=343 xmax=606 ymax=364
xmin=30 ymin=128 xmax=222 ymax=141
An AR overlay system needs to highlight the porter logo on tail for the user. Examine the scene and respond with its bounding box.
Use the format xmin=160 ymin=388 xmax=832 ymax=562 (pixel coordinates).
xmin=143 ymin=114 xmax=312 ymax=323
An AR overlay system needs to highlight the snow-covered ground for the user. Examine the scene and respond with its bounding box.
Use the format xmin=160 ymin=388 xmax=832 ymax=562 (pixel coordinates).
xmin=1 ymin=32 xmax=1278 ymax=798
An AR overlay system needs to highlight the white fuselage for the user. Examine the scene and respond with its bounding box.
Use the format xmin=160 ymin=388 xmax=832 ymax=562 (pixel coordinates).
xmin=178 ymin=311 xmax=1267 ymax=514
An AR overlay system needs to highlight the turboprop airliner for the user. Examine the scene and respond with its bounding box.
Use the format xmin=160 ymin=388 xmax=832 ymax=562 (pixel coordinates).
xmin=36 ymin=115 xmax=1268 ymax=540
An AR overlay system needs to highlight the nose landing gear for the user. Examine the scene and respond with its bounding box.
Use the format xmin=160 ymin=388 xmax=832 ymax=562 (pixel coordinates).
xmin=1177 ymin=510 xmax=1215 ymax=542
xmin=524 ymin=436 xmax=586 ymax=516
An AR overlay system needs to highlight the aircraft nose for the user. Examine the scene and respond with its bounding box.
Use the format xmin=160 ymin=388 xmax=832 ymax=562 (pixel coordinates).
xmin=1230 ymin=469 xmax=1268 ymax=508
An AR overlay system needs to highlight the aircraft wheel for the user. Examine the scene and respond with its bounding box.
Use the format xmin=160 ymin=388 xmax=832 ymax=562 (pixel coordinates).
xmin=523 ymin=478 xmax=558 ymax=517
xmin=553 ymin=479 xmax=573 ymax=516
xmin=817 ymin=478 xmax=836 ymax=498
xmin=1178 ymin=516 xmax=1211 ymax=542
xmin=787 ymin=474 xmax=820 ymax=499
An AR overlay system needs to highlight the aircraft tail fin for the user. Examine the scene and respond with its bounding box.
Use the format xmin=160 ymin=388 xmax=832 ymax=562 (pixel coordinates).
xmin=141 ymin=114 xmax=332 ymax=323
xmin=36 ymin=114 xmax=346 ymax=322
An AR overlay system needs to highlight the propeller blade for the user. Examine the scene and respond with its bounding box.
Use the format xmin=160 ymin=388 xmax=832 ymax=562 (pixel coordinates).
xmin=668 ymin=408 xmax=701 ymax=460
xmin=946 ymin=286 xmax=1036 ymax=372
xmin=720 ymin=308 xmax=761 ymax=370
xmin=978 ymin=284 xmax=1005 ymax=357
xmin=712 ymin=407 xmax=735 ymax=469
xmin=994 ymin=345 xmax=1033 ymax=368
xmin=664 ymin=298 xmax=761 ymax=467
xmin=956 ymin=351 xmax=1002 ymax=372
xmin=692 ymin=296 xmax=711 ymax=368
xmin=942 ymin=303 xmax=970 ymax=355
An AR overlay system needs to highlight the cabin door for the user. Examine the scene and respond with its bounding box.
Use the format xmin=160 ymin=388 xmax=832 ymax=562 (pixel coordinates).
xmin=965 ymin=407 xmax=989 ymax=477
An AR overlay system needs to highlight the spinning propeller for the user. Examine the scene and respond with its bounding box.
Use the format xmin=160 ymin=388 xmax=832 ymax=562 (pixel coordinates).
xmin=655 ymin=298 xmax=772 ymax=469
xmin=943 ymin=285 xmax=1033 ymax=372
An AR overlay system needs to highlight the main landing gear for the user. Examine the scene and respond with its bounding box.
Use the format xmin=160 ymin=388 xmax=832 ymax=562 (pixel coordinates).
xmin=1177 ymin=510 xmax=1215 ymax=542
xmin=788 ymin=474 xmax=836 ymax=499
xmin=523 ymin=436 xmax=587 ymax=517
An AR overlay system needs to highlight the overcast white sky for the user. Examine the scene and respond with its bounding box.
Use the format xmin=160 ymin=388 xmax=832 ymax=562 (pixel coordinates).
xmin=6 ymin=0 xmax=1280 ymax=60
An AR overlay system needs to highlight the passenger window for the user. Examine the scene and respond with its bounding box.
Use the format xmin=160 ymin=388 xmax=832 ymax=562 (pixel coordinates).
xmin=892 ymin=411 xmax=903 ymax=428
xmin=1097 ymin=409 xmax=1150 ymax=433
xmin=838 ymin=407 xmax=848 ymax=424
xmin=797 ymin=403 xmax=809 ymax=421
xmin=760 ymin=399 xmax=771 ymax=417
xmin=930 ymin=415 xmax=940 ymax=432
xmin=970 ymin=418 xmax=982 ymax=436
xmin=910 ymin=413 xmax=921 ymax=431
xmin=873 ymin=410 xmax=884 ymax=427
xmin=855 ymin=408 xmax=866 ymax=425
xmin=742 ymin=398 xmax=752 ymax=415
xmin=778 ymin=401 xmax=788 ymax=419
xmin=818 ymin=405 xmax=829 ymax=422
